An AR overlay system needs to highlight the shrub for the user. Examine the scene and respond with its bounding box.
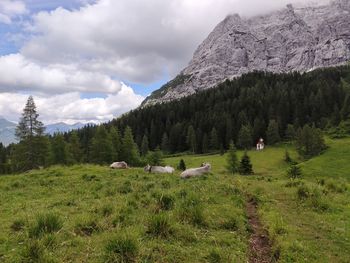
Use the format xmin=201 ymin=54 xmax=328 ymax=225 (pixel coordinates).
xmin=11 ymin=219 xmax=25 ymax=232
xmin=296 ymin=124 xmax=326 ymax=159
xmin=284 ymin=149 xmax=292 ymax=163
xmin=177 ymin=159 xmax=186 ymax=171
xmin=297 ymin=185 xmax=310 ymax=200
xmin=287 ymin=165 xmax=302 ymax=179
xmin=29 ymin=213 xmax=63 ymax=238
xmin=309 ymin=189 xmax=330 ymax=212
xmin=147 ymin=214 xmax=173 ymax=238
xmin=104 ymin=236 xmax=138 ymax=263
xmin=145 ymin=149 xmax=164 ymax=166
xmin=238 ymin=152 xmax=254 ymax=175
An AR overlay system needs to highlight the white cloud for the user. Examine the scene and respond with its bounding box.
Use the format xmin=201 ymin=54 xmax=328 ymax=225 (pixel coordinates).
xmin=0 ymin=84 xmax=144 ymax=124
xmin=0 ymin=54 xmax=122 ymax=94
xmin=0 ymin=0 xmax=26 ymax=24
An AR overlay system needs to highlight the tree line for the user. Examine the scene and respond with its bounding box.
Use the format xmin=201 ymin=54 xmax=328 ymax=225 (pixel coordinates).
xmin=0 ymin=66 xmax=349 ymax=174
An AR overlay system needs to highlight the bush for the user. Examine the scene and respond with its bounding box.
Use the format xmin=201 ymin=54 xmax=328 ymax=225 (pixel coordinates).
xmin=297 ymin=185 xmax=310 ymax=200
xmin=11 ymin=219 xmax=25 ymax=232
xmin=104 ymin=236 xmax=138 ymax=263
xmin=177 ymin=159 xmax=186 ymax=171
xmin=29 ymin=213 xmax=63 ymax=238
xmin=287 ymin=165 xmax=302 ymax=179
xmin=145 ymin=149 xmax=164 ymax=166
xmin=147 ymin=213 xmax=173 ymax=238
xmin=296 ymin=124 xmax=326 ymax=159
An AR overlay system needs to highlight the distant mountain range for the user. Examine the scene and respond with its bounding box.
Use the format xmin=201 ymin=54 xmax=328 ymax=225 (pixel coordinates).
xmin=0 ymin=118 xmax=90 ymax=146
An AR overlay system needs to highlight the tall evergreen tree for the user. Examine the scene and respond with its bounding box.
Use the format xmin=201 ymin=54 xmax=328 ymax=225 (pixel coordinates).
xmin=267 ymin=120 xmax=281 ymax=145
xmin=51 ymin=133 xmax=68 ymax=165
xmin=209 ymin=127 xmax=219 ymax=151
xmin=68 ymin=131 xmax=82 ymax=164
xmin=186 ymin=125 xmax=196 ymax=154
xmin=202 ymin=133 xmax=209 ymax=153
xmin=110 ymin=127 xmax=122 ymax=161
xmin=226 ymin=141 xmax=239 ymax=174
xmin=237 ymin=125 xmax=253 ymax=150
xmin=13 ymin=96 xmax=48 ymax=171
xmin=161 ymin=133 xmax=170 ymax=153
xmin=285 ymin=124 xmax=296 ymax=141
xmin=141 ymin=135 xmax=149 ymax=156
xmin=121 ymin=126 xmax=140 ymax=166
xmin=90 ymin=125 xmax=114 ymax=164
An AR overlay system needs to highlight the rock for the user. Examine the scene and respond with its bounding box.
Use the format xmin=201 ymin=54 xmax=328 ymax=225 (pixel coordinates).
xmin=142 ymin=0 xmax=350 ymax=106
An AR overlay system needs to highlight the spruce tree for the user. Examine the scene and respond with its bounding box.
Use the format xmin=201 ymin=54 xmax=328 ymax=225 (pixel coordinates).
xmin=202 ymin=133 xmax=209 ymax=153
xmin=161 ymin=133 xmax=169 ymax=153
xmin=285 ymin=124 xmax=296 ymax=141
xmin=141 ymin=135 xmax=149 ymax=156
xmin=177 ymin=159 xmax=186 ymax=171
xmin=267 ymin=120 xmax=281 ymax=145
xmin=68 ymin=131 xmax=82 ymax=164
xmin=121 ymin=126 xmax=140 ymax=166
xmin=186 ymin=125 xmax=196 ymax=154
xmin=226 ymin=141 xmax=239 ymax=174
xmin=51 ymin=133 xmax=68 ymax=165
xmin=13 ymin=96 xmax=48 ymax=171
xmin=90 ymin=125 xmax=114 ymax=164
xmin=109 ymin=126 xmax=122 ymax=161
xmin=238 ymin=151 xmax=254 ymax=175
xmin=210 ymin=127 xmax=219 ymax=151
xmin=237 ymin=125 xmax=253 ymax=150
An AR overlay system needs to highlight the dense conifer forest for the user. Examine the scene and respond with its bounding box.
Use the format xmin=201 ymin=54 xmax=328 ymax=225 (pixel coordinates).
xmin=1 ymin=66 xmax=350 ymax=173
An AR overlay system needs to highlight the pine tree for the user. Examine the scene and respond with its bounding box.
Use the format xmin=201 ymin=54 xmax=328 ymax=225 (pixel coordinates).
xmin=238 ymin=152 xmax=254 ymax=175
xmin=13 ymin=96 xmax=48 ymax=171
xmin=121 ymin=126 xmax=140 ymax=166
xmin=141 ymin=135 xmax=149 ymax=156
xmin=90 ymin=125 xmax=114 ymax=164
xmin=186 ymin=125 xmax=196 ymax=154
xmin=110 ymin=126 xmax=122 ymax=161
xmin=68 ymin=131 xmax=82 ymax=164
xmin=210 ymin=127 xmax=219 ymax=151
xmin=296 ymin=124 xmax=326 ymax=159
xmin=237 ymin=125 xmax=253 ymax=150
xmin=177 ymin=159 xmax=186 ymax=171
xmin=267 ymin=120 xmax=281 ymax=145
xmin=226 ymin=141 xmax=239 ymax=174
xmin=161 ymin=133 xmax=170 ymax=153
xmin=202 ymin=133 xmax=209 ymax=153
xmin=285 ymin=124 xmax=296 ymax=141
xmin=50 ymin=133 xmax=68 ymax=165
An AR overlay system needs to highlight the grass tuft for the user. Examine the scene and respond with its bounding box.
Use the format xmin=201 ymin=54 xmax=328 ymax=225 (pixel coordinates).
xmin=29 ymin=213 xmax=63 ymax=238
xmin=104 ymin=236 xmax=138 ymax=263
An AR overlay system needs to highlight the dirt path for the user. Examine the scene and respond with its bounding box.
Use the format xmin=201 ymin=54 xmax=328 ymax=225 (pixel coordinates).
xmin=246 ymin=196 xmax=272 ymax=263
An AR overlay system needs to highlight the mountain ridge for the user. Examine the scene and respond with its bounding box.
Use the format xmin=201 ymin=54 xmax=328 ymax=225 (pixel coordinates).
xmin=143 ymin=0 xmax=350 ymax=106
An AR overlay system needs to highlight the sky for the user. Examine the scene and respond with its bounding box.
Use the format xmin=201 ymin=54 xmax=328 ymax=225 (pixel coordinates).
xmin=0 ymin=0 xmax=330 ymax=124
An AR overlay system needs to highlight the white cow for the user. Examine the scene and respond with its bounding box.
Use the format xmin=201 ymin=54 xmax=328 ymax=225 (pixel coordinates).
xmin=180 ymin=163 xmax=211 ymax=179
xmin=110 ymin=161 xmax=128 ymax=169
xmin=144 ymin=164 xmax=175 ymax=174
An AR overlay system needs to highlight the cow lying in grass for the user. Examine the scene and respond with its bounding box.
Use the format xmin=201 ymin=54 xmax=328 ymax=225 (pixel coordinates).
xmin=180 ymin=163 xmax=211 ymax=179
xmin=144 ymin=164 xmax=175 ymax=174
xmin=110 ymin=161 xmax=128 ymax=169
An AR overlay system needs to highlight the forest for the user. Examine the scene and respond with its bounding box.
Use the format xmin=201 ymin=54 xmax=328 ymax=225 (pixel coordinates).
xmin=1 ymin=66 xmax=350 ymax=173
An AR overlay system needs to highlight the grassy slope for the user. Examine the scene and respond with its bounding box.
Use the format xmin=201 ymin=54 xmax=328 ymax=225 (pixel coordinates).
xmin=0 ymin=138 xmax=349 ymax=262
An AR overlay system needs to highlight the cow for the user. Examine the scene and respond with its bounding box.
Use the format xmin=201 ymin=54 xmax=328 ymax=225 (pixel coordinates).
xmin=144 ymin=164 xmax=175 ymax=174
xmin=110 ymin=161 xmax=128 ymax=169
xmin=180 ymin=163 xmax=211 ymax=179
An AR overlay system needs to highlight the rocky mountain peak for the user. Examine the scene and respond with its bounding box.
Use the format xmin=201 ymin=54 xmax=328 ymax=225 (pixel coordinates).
xmin=142 ymin=1 xmax=350 ymax=106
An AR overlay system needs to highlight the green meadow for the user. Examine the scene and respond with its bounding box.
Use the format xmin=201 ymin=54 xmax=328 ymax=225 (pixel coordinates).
xmin=0 ymin=138 xmax=349 ymax=262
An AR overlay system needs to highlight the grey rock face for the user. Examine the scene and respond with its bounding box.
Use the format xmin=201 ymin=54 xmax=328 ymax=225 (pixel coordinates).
xmin=143 ymin=0 xmax=350 ymax=106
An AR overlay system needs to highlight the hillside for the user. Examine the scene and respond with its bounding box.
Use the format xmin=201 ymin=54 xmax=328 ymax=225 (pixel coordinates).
xmin=0 ymin=138 xmax=349 ymax=262
xmin=143 ymin=0 xmax=350 ymax=105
